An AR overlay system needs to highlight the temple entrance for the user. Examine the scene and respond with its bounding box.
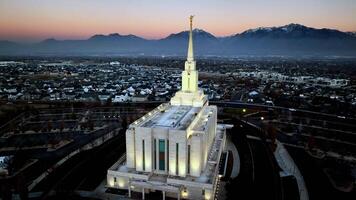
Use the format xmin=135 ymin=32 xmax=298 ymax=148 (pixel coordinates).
xmin=146 ymin=190 xmax=163 ymax=200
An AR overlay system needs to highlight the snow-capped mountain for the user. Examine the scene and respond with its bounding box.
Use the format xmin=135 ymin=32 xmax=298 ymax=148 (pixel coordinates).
xmin=163 ymin=29 xmax=217 ymax=40
xmin=238 ymin=23 xmax=352 ymax=39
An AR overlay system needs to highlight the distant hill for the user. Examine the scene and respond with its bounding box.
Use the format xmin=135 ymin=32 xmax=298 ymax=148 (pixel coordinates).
xmin=1 ymin=23 xmax=356 ymax=57
xmin=347 ymin=32 xmax=356 ymax=37
xmin=221 ymin=24 xmax=356 ymax=56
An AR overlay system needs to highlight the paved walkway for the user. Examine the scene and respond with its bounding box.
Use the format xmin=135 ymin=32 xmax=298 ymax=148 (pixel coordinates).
xmin=225 ymin=136 xmax=240 ymax=178
xmin=76 ymin=179 xmax=129 ymax=200
xmin=274 ymin=140 xmax=309 ymax=200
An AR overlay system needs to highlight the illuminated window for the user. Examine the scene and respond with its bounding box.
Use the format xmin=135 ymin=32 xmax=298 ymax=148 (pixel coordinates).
xmin=187 ymin=145 xmax=191 ymax=174
xmin=176 ymin=143 xmax=179 ymax=175
xmin=167 ymin=140 xmax=169 ymax=171
xmin=159 ymin=139 xmax=165 ymax=171
xmin=154 ymin=139 xmax=157 ymax=170
xmin=142 ymin=140 xmax=145 ymax=171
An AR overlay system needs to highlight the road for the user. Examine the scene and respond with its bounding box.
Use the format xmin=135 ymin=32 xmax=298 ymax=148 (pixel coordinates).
xmin=36 ymin=129 xmax=126 ymax=199
xmin=225 ymin=118 xmax=283 ymax=200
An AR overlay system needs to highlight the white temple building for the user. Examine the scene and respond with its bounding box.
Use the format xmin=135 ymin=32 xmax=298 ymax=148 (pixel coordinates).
xmin=107 ymin=16 xmax=227 ymax=200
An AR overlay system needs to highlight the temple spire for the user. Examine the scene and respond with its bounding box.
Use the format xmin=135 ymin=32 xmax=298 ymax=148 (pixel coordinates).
xmin=170 ymin=16 xmax=208 ymax=107
xmin=179 ymin=16 xmax=198 ymax=93
xmin=187 ymin=15 xmax=194 ymax=62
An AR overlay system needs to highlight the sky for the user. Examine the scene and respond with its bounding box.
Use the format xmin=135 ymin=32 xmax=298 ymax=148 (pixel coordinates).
xmin=0 ymin=0 xmax=355 ymax=42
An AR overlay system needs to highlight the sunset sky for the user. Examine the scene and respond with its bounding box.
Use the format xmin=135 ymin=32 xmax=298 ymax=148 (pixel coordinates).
xmin=0 ymin=0 xmax=355 ymax=42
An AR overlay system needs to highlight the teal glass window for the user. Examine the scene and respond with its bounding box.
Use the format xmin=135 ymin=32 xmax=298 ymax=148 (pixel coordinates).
xmin=159 ymin=139 xmax=165 ymax=170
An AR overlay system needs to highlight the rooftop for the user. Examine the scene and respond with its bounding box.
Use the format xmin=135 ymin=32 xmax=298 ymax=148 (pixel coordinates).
xmin=191 ymin=106 xmax=215 ymax=132
xmin=132 ymin=103 xmax=201 ymax=130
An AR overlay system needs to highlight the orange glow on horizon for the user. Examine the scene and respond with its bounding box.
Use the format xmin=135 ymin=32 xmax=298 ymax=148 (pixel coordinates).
xmin=0 ymin=0 xmax=355 ymax=42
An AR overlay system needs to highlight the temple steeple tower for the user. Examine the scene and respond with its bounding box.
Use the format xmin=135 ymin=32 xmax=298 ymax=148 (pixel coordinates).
xmin=170 ymin=15 xmax=207 ymax=107
xmin=182 ymin=15 xmax=198 ymax=93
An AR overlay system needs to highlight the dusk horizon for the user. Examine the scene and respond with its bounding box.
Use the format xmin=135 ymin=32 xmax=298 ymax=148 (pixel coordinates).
xmin=1 ymin=0 xmax=355 ymax=42
xmin=2 ymin=22 xmax=355 ymax=43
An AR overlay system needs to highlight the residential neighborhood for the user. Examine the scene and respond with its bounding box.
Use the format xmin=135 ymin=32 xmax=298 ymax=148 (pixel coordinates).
xmin=0 ymin=58 xmax=355 ymax=117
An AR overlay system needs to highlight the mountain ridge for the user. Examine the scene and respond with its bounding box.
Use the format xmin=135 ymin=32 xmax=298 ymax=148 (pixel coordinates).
xmin=1 ymin=23 xmax=356 ymax=56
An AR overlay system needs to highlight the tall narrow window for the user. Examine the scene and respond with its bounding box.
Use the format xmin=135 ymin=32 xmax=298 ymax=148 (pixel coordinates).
xmin=167 ymin=140 xmax=169 ymax=172
xmin=159 ymin=139 xmax=165 ymax=171
xmin=188 ymin=145 xmax=191 ymax=174
xmin=176 ymin=143 xmax=179 ymax=175
xmin=188 ymin=78 xmax=190 ymax=90
xmin=142 ymin=140 xmax=145 ymax=171
xmin=154 ymin=139 xmax=157 ymax=170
